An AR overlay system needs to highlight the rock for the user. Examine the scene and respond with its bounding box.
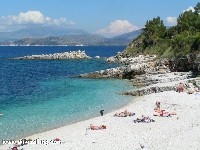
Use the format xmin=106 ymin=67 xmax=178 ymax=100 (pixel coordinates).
xmin=168 ymin=54 xmax=200 ymax=73
xmin=81 ymin=55 xmax=163 ymax=79
xmin=10 ymin=51 xmax=91 ymax=60
xmin=123 ymin=85 xmax=177 ymax=96
xmin=106 ymin=57 xmax=116 ymax=63
xmin=95 ymin=56 xmax=100 ymax=59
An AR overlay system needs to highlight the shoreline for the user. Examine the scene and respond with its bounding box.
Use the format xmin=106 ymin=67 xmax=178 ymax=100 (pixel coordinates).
xmin=0 ymin=78 xmax=133 ymax=146
xmin=0 ymin=98 xmax=136 ymax=148
xmin=1 ymin=75 xmax=200 ymax=150
xmin=0 ymin=93 xmax=140 ymax=149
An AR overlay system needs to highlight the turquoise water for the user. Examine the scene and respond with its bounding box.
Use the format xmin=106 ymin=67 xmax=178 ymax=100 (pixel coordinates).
xmin=0 ymin=77 xmax=132 ymax=141
xmin=0 ymin=46 xmax=133 ymax=142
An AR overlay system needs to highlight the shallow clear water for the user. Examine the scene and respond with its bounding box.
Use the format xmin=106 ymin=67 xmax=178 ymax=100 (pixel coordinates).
xmin=0 ymin=46 xmax=133 ymax=141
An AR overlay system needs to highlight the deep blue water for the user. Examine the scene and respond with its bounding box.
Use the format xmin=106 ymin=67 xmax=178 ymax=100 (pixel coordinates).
xmin=0 ymin=46 xmax=125 ymax=59
xmin=0 ymin=46 xmax=133 ymax=142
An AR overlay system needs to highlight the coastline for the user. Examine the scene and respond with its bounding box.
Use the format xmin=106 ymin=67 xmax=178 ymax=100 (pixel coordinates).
xmin=0 ymin=77 xmax=133 ymax=144
xmin=1 ymin=77 xmax=200 ymax=150
xmin=1 ymin=51 xmax=200 ymax=150
xmin=0 ymin=1 xmax=199 ymax=149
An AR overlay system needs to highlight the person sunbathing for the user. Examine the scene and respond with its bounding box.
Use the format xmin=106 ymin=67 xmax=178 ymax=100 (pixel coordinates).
xmin=187 ymin=88 xmax=196 ymax=94
xmin=128 ymin=112 xmax=135 ymax=116
xmin=124 ymin=109 xmax=135 ymax=116
xmin=153 ymin=109 xmax=176 ymax=117
xmin=114 ymin=112 xmax=126 ymax=117
xmin=134 ymin=117 xmax=145 ymax=123
xmin=89 ymin=124 xmax=106 ymax=130
xmin=134 ymin=116 xmax=155 ymax=123
xmin=114 ymin=109 xmax=135 ymax=117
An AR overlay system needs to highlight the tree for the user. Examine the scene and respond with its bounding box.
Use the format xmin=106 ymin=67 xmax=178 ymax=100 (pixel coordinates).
xmin=166 ymin=26 xmax=178 ymax=38
xmin=177 ymin=3 xmax=200 ymax=34
xmin=194 ymin=2 xmax=200 ymax=14
xmin=191 ymin=33 xmax=200 ymax=51
xmin=126 ymin=2 xmax=200 ymax=58
xmin=144 ymin=17 xmax=166 ymax=38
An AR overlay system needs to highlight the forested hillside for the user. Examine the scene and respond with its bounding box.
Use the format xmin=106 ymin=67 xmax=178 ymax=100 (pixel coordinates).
xmin=125 ymin=2 xmax=200 ymax=58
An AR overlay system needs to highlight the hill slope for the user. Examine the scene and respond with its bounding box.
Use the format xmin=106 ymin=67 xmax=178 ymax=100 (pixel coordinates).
xmin=125 ymin=3 xmax=200 ymax=58
xmin=0 ymin=26 xmax=91 ymax=42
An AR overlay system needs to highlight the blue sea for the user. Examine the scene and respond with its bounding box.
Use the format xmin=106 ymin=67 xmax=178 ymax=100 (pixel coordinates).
xmin=0 ymin=46 xmax=133 ymax=142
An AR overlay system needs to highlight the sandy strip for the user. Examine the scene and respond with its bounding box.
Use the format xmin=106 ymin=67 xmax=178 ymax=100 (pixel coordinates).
xmin=1 ymin=88 xmax=200 ymax=150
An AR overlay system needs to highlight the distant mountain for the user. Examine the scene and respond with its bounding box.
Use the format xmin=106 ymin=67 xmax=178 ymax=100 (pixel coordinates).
xmin=0 ymin=27 xmax=142 ymax=46
xmin=12 ymin=34 xmax=105 ymax=46
xmin=102 ymin=30 xmax=143 ymax=46
xmin=0 ymin=26 xmax=91 ymax=42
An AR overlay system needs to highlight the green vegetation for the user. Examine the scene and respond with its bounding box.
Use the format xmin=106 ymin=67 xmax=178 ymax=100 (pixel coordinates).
xmin=126 ymin=2 xmax=200 ymax=58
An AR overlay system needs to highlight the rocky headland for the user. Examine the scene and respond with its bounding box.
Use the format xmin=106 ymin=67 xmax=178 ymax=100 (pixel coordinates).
xmin=79 ymin=52 xmax=200 ymax=96
xmin=95 ymin=3 xmax=200 ymax=96
xmin=10 ymin=50 xmax=91 ymax=60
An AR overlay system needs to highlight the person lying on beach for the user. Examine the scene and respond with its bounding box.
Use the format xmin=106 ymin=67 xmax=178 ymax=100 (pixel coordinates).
xmin=54 ymin=138 xmax=61 ymax=141
xmin=153 ymin=109 xmax=176 ymax=117
xmin=89 ymin=124 xmax=106 ymax=130
xmin=134 ymin=116 xmax=155 ymax=123
xmin=186 ymin=87 xmax=199 ymax=94
xmin=114 ymin=109 xmax=135 ymax=117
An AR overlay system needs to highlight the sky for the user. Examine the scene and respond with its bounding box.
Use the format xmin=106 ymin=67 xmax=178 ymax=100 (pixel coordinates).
xmin=0 ymin=0 xmax=199 ymax=37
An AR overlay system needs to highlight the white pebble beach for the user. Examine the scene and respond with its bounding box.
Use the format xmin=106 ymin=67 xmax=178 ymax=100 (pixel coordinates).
xmin=1 ymin=80 xmax=200 ymax=150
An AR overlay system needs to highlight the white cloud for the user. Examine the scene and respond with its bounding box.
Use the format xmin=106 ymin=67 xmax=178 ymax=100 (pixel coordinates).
xmin=13 ymin=11 xmax=46 ymax=24
xmin=96 ymin=20 xmax=139 ymax=36
xmin=166 ymin=17 xmax=177 ymax=25
xmin=0 ymin=11 xmax=75 ymax=31
xmin=183 ymin=6 xmax=195 ymax=12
